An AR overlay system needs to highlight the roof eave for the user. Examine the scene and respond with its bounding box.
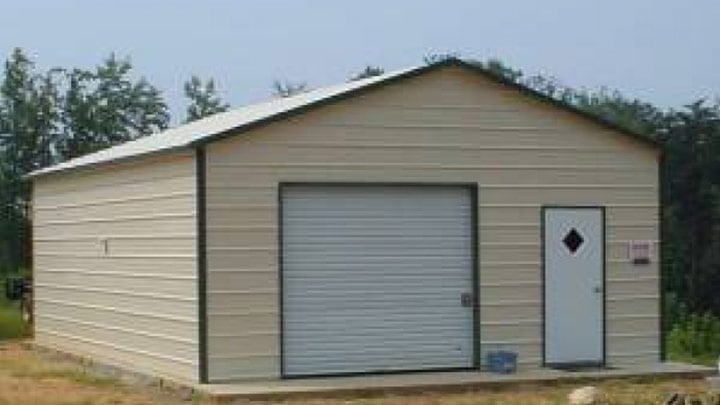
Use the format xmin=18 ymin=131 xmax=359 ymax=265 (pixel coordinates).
xmin=24 ymin=144 xmax=194 ymax=180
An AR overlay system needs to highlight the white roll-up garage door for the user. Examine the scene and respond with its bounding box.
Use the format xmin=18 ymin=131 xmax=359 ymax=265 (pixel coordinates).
xmin=281 ymin=185 xmax=475 ymax=376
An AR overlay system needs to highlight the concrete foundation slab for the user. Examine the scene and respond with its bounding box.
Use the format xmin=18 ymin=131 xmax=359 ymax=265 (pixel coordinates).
xmin=197 ymin=363 xmax=715 ymax=400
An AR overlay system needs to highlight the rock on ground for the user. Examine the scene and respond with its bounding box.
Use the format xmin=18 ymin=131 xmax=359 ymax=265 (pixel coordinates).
xmin=568 ymin=386 xmax=602 ymax=405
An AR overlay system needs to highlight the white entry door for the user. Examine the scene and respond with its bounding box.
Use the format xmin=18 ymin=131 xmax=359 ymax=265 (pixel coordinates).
xmin=281 ymin=185 xmax=475 ymax=377
xmin=543 ymin=207 xmax=604 ymax=367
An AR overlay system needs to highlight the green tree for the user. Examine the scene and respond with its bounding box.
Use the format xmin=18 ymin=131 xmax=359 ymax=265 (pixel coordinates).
xmin=659 ymin=100 xmax=720 ymax=315
xmin=483 ymin=58 xmax=523 ymax=82
xmin=422 ymin=52 xmax=461 ymax=65
xmin=0 ymin=48 xmax=59 ymax=175
xmin=272 ymin=80 xmax=307 ymax=98
xmin=348 ymin=65 xmax=384 ymax=81
xmin=183 ymin=75 xmax=229 ymax=123
xmin=0 ymin=48 xmax=59 ymax=272
xmin=56 ymin=54 xmax=170 ymax=160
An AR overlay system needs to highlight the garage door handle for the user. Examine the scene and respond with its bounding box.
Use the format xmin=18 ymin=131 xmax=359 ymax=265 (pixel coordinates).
xmin=460 ymin=293 xmax=475 ymax=307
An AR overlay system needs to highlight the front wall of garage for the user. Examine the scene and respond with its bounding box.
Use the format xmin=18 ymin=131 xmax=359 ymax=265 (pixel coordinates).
xmin=33 ymin=152 xmax=198 ymax=383
xmin=204 ymin=66 xmax=659 ymax=381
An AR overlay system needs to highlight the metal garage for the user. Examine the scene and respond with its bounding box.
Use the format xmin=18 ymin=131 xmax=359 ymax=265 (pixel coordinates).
xmin=29 ymin=59 xmax=661 ymax=384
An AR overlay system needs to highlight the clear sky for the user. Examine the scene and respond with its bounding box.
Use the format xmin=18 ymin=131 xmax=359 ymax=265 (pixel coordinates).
xmin=2 ymin=0 xmax=718 ymax=121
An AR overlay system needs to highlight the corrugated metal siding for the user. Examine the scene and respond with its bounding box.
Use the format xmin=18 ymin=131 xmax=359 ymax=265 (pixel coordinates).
xmin=281 ymin=185 xmax=474 ymax=376
xmin=33 ymin=152 xmax=198 ymax=383
xmin=204 ymin=66 xmax=659 ymax=381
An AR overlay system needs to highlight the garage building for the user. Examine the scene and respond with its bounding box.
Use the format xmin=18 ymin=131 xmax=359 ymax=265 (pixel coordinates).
xmin=28 ymin=59 xmax=661 ymax=384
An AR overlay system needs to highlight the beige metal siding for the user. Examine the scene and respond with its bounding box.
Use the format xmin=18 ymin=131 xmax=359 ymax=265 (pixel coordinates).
xmin=204 ymin=66 xmax=659 ymax=381
xmin=33 ymin=152 xmax=198 ymax=383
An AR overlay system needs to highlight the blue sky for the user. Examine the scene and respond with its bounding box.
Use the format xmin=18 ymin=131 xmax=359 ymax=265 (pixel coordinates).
xmin=2 ymin=0 xmax=718 ymax=121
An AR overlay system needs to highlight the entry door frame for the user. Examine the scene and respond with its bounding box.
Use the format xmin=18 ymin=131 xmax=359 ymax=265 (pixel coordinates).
xmin=277 ymin=182 xmax=481 ymax=378
xmin=541 ymin=205 xmax=607 ymax=368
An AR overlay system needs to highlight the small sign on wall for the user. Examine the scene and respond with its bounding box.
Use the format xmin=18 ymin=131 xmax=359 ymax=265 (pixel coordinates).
xmin=628 ymin=240 xmax=652 ymax=265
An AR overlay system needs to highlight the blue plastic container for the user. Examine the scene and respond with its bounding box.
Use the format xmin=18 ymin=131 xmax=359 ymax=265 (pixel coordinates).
xmin=486 ymin=350 xmax=517 ymax=374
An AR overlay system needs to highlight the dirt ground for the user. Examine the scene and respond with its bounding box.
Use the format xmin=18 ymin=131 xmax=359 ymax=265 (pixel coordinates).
xmin=0 ymin=341 xmax=190 ymax=405
xmin=0 ymin=340 xmax=716 ymax=405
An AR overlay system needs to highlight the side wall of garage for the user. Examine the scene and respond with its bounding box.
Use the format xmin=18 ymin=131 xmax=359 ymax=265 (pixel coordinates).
xmin=33 ymin=152 xmax=199 ymax=383
xmin=204 ymin=66 xmax=659 ymax=381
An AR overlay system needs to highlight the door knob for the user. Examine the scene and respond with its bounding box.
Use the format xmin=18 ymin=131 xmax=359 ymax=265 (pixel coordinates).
xmin=593 ymin=286 xmax=603 ymax=294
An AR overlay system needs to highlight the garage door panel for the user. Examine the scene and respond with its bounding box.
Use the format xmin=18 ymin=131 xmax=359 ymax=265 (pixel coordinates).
xmin=283 ymin=298 xmax=465 ymax=312
xmin=284 ymin=323 xmax=470 ymax=338
xmin=282 ymin=185 xmax=475 ymax=376
xmin=285 ymin=238 xmax=470 ymax=249
xmin=283 ymin=225 xmax=470 ymax=234
xmin=284 ymin=256 xmax=472 ymax=266
xmin=281 ymin=266 xmax=470 ymax=277
xmin=283 ymin=354 xmax=468 ymax=375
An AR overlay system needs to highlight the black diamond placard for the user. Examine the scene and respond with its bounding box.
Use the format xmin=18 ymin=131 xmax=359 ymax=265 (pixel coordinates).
xmin=563 ymin=228 xmax=584 ymax=254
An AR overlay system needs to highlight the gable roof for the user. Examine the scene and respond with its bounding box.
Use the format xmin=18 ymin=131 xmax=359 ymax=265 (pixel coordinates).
xmin=28 ymin=59 xmax=657 ymax=179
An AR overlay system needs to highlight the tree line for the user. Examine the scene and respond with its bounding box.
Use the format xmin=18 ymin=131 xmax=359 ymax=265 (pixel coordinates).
xmin=1 ymin=50 xmax=718 ymax=339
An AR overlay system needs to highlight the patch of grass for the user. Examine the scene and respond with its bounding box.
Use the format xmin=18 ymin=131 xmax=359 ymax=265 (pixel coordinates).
xmin=667 ymin=312 xmax=720 ymax=367
xmin=0 ymin=273 xmax=29 ymax=340
xmin=668 ymin=352 xmax=718 ymax=367
xmin=0 ymin=301 xmax=26 ymax=340
xmin=11 ymin=368 xmax=117 ymax=387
